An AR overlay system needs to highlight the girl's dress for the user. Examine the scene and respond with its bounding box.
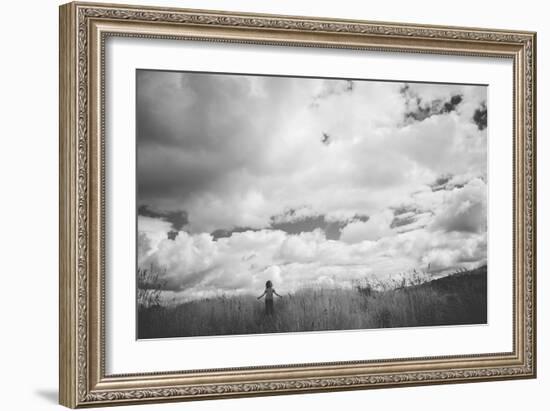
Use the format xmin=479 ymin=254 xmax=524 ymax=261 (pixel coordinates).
xmin=264 ymin=288 xmax=275 ymax=315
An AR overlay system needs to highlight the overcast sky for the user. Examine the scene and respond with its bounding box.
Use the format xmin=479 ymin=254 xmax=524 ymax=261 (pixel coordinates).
xmin=136 ymin=70 xmax=487 ymax=302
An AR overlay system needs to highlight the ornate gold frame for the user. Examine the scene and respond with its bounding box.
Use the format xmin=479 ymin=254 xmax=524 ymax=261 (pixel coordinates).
xmin=59 ymin=1 xmax=537 ymax=408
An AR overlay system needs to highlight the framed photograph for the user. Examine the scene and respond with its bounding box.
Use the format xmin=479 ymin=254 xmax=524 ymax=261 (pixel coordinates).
xmin=59 ymin=2 xmax=537 ymax=408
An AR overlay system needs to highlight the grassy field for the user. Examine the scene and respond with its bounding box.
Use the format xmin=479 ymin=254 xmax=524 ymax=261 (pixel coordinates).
xmin=137 ymin=266 xmax=487 ymax=339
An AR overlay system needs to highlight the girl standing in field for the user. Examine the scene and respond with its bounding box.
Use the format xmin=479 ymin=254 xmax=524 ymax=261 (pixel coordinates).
xmin=257 ymin=280 xmax=283 ymax=315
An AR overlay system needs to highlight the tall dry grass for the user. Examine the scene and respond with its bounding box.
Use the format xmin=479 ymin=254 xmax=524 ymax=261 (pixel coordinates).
xmin=137 ymin=266 xmax=487 ymax=339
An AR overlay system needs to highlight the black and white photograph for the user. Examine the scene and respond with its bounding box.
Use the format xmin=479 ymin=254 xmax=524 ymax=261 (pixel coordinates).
xmin=136 ymin=69 xmax=488 ymax=339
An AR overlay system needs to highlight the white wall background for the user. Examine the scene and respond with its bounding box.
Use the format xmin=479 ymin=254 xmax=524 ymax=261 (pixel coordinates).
xmin=0 ymin=0 xmax=546 ymax=409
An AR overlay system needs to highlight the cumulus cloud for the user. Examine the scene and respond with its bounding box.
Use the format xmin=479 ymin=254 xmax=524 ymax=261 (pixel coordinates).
xmin=340 ymin=210 xmax=394 ymax=243
xmin=473 ymin=102 xmax=488 ymax=130
xmin=137 ymin=205 xmax=188 ymax=239
xmin=136 ymin=71 xmax=488 ymax=301
xmin=430 ymin=178 xmax=487 ymax=234
xmin=138 ymin=223 xmax=486 ymax=301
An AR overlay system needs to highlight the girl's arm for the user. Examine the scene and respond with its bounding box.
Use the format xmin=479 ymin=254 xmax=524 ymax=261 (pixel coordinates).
xmin=274 ymin=290 xmax=283 ymax=298
xmin=257 ymin=291 xmax=265 ymax=300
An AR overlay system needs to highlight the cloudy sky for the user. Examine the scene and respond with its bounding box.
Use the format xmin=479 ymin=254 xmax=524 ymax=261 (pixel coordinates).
xmin=136 ymin=69 xmax=488 ymax=302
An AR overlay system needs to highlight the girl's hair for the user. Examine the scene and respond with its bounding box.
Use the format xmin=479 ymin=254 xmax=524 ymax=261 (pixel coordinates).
xmin=265 ymin=280 xmax=272 ymax=288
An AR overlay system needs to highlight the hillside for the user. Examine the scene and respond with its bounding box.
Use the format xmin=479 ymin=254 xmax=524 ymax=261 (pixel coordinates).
xmin=138 ymin=265 xmax=487 ymax=339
